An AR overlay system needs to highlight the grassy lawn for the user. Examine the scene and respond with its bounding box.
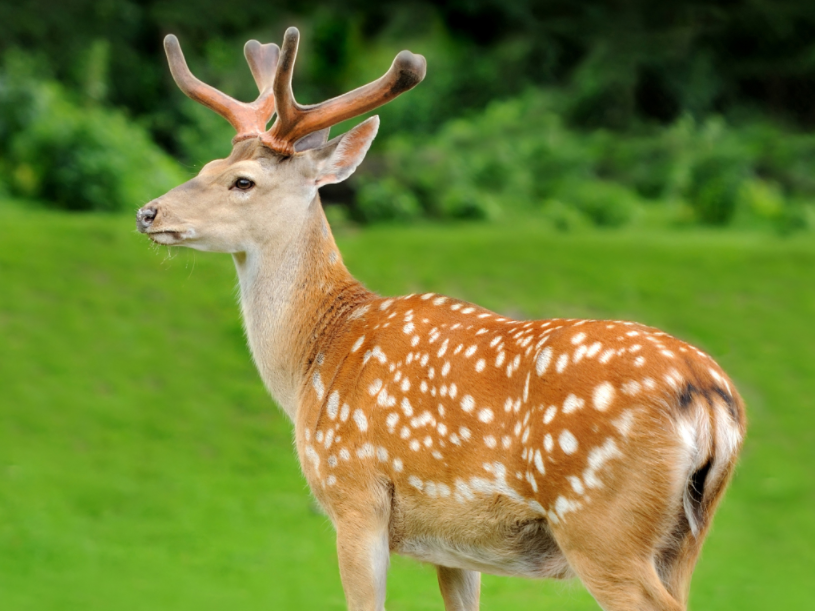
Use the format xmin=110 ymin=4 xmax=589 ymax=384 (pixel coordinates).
xmin=0 ymin=209 xmax=812 ymax=610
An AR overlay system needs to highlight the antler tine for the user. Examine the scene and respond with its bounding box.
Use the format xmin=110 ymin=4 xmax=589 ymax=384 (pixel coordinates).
xmin=164 ymin=34 xmax=278 ymax=143
xmin=270 ymin=27 xmax=301 ymax=130
xmin=244 ymin=40 xmax=279 ymax=94
xmin=263 ymin=26 xmax=427 ymax=154
xmin=164 ymin=35 xmax=248 ymax=133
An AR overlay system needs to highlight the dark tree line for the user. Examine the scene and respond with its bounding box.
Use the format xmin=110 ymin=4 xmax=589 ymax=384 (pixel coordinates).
xmin=2 ymin=0 xmax=815 ymax=138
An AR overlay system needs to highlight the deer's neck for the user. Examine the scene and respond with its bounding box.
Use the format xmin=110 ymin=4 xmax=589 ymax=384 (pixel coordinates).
xmin=233 ymin=198 xmax=372 ymax=420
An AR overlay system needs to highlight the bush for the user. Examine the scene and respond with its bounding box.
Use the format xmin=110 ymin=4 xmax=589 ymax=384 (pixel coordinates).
xmin=0 ymin=54 xmax=186 ymax=212
xmin=350 ymin=89 xmax=814 ymax=230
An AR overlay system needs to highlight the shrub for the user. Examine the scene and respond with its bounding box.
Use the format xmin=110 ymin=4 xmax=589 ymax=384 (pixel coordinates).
xmin=351 ymin=89 xmax=813 ymax=231
xmin=0 ymin=54 xmax=186 ymax=212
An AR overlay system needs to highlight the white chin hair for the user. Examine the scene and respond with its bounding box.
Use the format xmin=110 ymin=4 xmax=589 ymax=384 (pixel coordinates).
xmin=151 ymin=231 xmax=185 ymax=245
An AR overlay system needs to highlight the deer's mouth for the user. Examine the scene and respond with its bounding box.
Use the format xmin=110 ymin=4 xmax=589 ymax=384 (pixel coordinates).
xmin=146 ymin=229 xmax=194 ymax=245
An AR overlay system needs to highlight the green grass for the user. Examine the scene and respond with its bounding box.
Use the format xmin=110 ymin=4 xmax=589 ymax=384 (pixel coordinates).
xmin=0 ymin=209 xmax=813 ymax=610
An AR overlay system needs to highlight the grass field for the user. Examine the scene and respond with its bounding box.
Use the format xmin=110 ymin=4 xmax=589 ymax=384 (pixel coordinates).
xmin=0 ymin=209 xmax=813 ymax=610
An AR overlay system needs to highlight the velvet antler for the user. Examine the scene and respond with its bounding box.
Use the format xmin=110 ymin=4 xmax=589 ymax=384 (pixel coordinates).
xmin=164 ymin=34 xmax=279 ymax=143
xmin=262 ymin=27 xmax=426 ymax=154
xmin=164 ymin=28 xmax=426 ymax=153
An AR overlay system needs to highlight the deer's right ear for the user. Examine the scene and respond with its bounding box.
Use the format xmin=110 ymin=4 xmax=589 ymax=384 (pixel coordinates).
xmin=308 ymin=116 xmax=380 ymax=187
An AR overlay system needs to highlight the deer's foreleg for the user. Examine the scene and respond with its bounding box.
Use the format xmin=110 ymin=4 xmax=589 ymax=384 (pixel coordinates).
xmin=335 ymin=505 xmax=391 ymax=611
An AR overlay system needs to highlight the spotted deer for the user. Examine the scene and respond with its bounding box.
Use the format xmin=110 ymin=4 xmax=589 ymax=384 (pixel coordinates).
xmin=136 ymin=27 xmax=745 ymax=611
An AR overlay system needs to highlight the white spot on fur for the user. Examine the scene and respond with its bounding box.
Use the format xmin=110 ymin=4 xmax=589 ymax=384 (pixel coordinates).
xmin=484 ymin=435 xmax=497 ymax=448
xmin=612 ymin=410 xmax=635 ymax=437
xmin=386 ymin=412 xmax=400 ymax=431
xmin=543 ymin=406 xmax=557 ymax=424
xmin=351 ymin=336 xmax=365 ymax=352
xmin=475 ymin=359 xmax=486 ymax=372
xmin=353 ymin=409 xmax=368 ymax=432
xmin=571 ymin=332 xmax=586 ymax=345
xmin=563 ymin=394 xmax=585 ymax=414
xmin=465 ymin=345 xmax=477 ymax=358
xmin=556 ymin=353 xmax=569 ymax=373
xmin=567 ymin=476 xmax=584 ymax=495
xmin=327 ymin=391 xmax=340 ymax=419
xmin=393 ymin=458 xmax=404 ymax=472
xmin=340 ymin=403 xmax=350 ymax=422
xmin=593 ymin=382 xmax=615 ymax=412
xmin=408 ymin=476 xmax=423 ymax=490
xmin=586 ymin=342 xmax=602 ymax=357
xmin=461 ymin=395 xmax=475 ymax=413
xmin=544 ymin=434 xmax=554 ymax=452
xmin=559 ymin=430 xmax=578 ymax=454
xmin=478 ymin=408 xmax=494 ymax=423
xmin=621 ymin=380 xmax=641 ymax=396
xmin=312 ymin=372 xmax=325 ymax=400
xmin=583 ymin=438 xmax=622 ymax=489
xmin=555 ymin=496 xmax=580 ymax=519
xmin=534 ymin=450 xmax=545 ymax=474
xmin=368 ymin=379 xmax=383 ymax=396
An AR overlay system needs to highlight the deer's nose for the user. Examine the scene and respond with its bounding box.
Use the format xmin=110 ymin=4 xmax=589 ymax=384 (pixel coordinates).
xmin=136 ymin=204 xmax=158 ymax=232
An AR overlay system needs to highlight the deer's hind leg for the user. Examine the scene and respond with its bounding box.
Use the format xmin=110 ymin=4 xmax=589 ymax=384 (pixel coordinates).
xmin=550 ymin=440 xmax=689 ymax=610
xmin=436 ymin=565 xmax=480 ymax=611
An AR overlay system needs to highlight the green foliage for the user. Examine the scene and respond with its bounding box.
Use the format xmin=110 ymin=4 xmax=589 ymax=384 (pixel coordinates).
xmin=0 ymin=54 xmax=186 ymax=212
xmin=351 ymin=90 xmax=815 ymax=230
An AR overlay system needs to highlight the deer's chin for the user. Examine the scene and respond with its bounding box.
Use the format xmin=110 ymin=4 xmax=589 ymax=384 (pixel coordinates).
xmin=148 ymin=229 xmax=195 ymax=246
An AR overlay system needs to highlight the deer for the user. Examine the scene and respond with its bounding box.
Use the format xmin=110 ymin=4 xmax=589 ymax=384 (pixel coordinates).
xmin=136 ymin=26 xmax=745 ymax=611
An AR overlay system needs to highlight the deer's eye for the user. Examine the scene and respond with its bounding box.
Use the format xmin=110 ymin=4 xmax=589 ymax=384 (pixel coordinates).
xmin=233 ymin=177 xmax=255 ymax=191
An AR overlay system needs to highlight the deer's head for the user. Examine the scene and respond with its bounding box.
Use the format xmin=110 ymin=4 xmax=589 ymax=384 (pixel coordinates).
xmin=136 ymin=27 xmax=425 ymax=253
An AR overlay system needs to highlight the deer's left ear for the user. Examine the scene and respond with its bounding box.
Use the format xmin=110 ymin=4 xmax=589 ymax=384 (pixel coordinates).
xmin=308 ymin=116 xmax=379 ymax=187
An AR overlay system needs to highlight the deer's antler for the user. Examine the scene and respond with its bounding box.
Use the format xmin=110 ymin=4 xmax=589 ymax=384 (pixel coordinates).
xmin=262 ymin=27 xmax=427 ymax=155
xmin=164 ymin=28 xmax=426 ymax=154
xmin=164 ymin=34 xmax=279 ymax=143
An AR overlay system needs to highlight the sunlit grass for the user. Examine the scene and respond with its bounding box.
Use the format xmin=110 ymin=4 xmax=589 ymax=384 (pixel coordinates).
xmin=0 ymin=210 xmax=812 ymax=610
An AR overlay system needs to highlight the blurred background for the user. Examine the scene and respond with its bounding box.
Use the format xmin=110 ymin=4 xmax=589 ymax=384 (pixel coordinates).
xmin=0 ymin=1 xmax=813 ymax=609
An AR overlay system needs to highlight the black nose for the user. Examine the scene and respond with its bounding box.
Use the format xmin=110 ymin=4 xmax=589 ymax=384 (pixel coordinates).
xmin=136 ymin=204 xmax=157 ymax=232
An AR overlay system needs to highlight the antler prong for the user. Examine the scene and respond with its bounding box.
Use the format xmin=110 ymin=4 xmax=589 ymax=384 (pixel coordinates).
xmin=164 ymin=34 xmax=278 ymax=142
xmin=243 ymin=40 xmax=279 ymax=94
xmin=164 ymin=28 xmax=426 ymax=153
xmin=263 ymin=27 xmax=426 ymax=155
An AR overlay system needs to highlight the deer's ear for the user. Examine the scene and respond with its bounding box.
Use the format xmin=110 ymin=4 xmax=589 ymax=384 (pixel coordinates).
xmin=308 ymin=116 xmax=379 ymax=187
